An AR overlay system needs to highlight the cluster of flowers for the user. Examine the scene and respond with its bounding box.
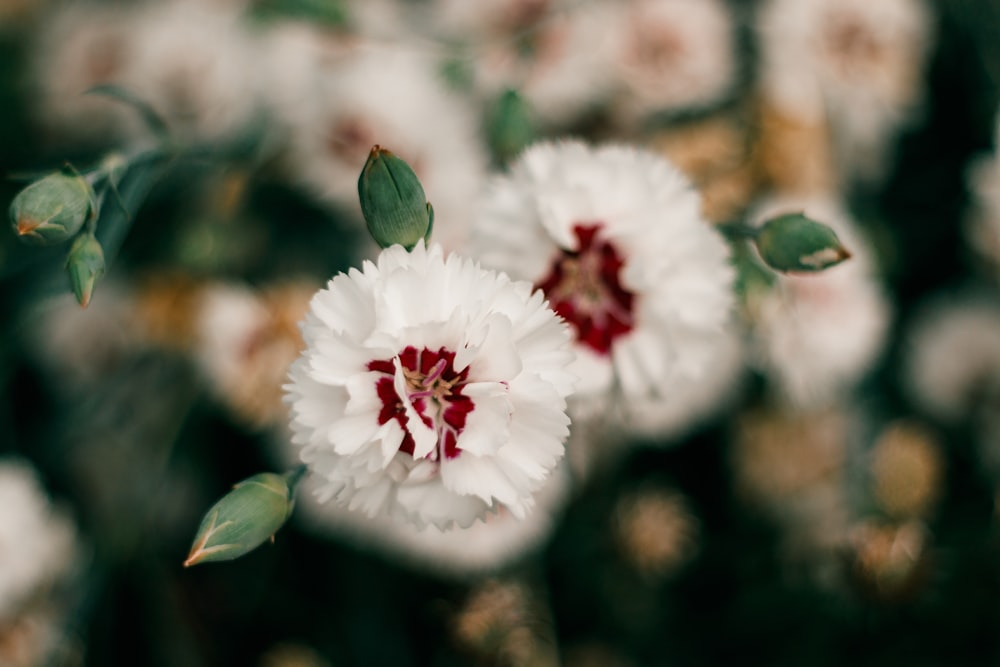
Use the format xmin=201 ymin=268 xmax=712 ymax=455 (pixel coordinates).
xmin=17 ymin=0 xmax=988 ymax=602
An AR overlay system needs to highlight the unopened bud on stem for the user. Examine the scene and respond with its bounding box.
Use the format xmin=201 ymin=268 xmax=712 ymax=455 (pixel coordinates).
xmin=184 ymin=468 xmax=304 ymax=567
xmin=754 ymin=212 xmax=851 ymax=273
xmin=10 ymin=172 xmax=95 ymax=245
xmin=66 ymin=233 xmax=105 ymax=308
xmin=357 ymin=145 xmax=433 ymax=250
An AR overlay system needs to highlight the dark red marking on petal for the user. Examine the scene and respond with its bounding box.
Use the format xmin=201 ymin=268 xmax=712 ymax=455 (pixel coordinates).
xmin=367 ymin=345 xmax=474 ymax=461
xmin=535 ymin=223 xmax=636 ymax=355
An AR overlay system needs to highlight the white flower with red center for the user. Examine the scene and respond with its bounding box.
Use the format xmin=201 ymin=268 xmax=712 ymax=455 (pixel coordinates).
xmin=607 ymin=0 xmax=738 ymax=123
xmin=285 ymin=242 xmax=575 ymax=529
xmin=471 ymin=140 xmax=735 ymax=425
xmin=757 ymin=0 xmax=931 ymax=185
xmin=746 ymin=194 xmax=890 ymax=408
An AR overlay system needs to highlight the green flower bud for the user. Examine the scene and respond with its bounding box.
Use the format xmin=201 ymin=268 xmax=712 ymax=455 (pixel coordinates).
xmin=184 ymin=470 xmax=302 ymax=567
xmin=65 ymin=233 xmax=105 ymax=308
xmin=487 ymin=89 xmax=536 ymax=164
xmin=10 ymin=172 xmax=95 ymax=245
xmin=753 ymin=212 xmax=851 ymax=273
xmin=357 ymin=145 xmax=433 ymax=250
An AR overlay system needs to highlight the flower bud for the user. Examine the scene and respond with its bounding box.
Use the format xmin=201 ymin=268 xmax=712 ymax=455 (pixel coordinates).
xmin=753 ymin=212 xmax=851 ymax=273
xmin=487 ymin=89 xmax=536 ymax=164
xmin=357 ymin=145 xmax=433 ymax=250
xmin=184 ymin=470 xmax=301 ymax=567
xmin=10 ymin=172 xmax=95 ymax=245
xmin=65 ymin=233 xmax=105 ymax=308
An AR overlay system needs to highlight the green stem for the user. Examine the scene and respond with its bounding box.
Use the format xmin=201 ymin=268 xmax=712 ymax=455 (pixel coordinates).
xmin=284 ymin=464 xmax=308 ymax=496
xmin=716 ymin=220 xmax=759 ymax=241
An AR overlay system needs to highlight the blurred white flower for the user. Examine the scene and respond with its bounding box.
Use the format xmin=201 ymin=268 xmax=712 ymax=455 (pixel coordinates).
xmin=427 ymin=0 xmax=617 ymax=128
xmin=757 ymin=0 xmax=932 ymax=185
xmin=282 ymin=42 xmax=488 ymax=252
xmin=904 ymin=292 xmax=1000 ymax=423
xmin=472 ymin=140 xmax=734 ymax=431
xmin=747 ymin=194 xmax=890 ymax=409
xmin=192 ymin=282 xmax=313 ymax=428
xmin=424 ymin=0 xmax=560 ymax=37
xmin=285 ymin=242 xmax=575 ymax=529
xmin=289 ymin=459 xmax=571 ymax=577
xmin=607 ymin=0 xmax=738 ymax=124
xmin=30 ymin=2 xmax=137 ymax=144
xmin=0 ymin=459 xmax=78 ymax=621
xmin=117 ymin=1 xmax=262 ymax=145
xmin=622 ymin=320 xmax=745 ymax=439
xmin=24 ymin=282 xmax=141 ymax=393
xmin=965 ymin=112 xmax=1000 ymax=276
xmin=257 ymin=22 xmax=350 ymax=145
xmin=36 ymin=1 xmax=263 ymax=146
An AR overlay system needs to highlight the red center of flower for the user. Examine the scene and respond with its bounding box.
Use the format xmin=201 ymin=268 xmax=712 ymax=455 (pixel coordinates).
xmin=535 ymin=223 xmax=636 ymax=355
xmin=367 ymin=346 xmax=474 ymax=460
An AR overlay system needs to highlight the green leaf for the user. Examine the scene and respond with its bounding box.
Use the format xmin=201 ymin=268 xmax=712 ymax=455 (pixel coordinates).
xmin=85 ymin=84 xmax=170 ymax=140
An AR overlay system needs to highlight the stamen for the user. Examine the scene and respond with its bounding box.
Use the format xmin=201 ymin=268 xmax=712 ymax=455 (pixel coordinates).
xmin=367 ymin=346 xmax=474 ymax=462
xmin=423 ymin=358 xmax=448 ymax=386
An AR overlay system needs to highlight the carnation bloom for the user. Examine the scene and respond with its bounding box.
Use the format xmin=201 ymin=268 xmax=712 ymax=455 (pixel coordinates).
xmin=0 ymin=459 xmax=78 ymax=621
xmin=903 ymin=292 xmax=1000 ymax=423
xmin=746 ymin=194 xmax=890 ymax=408
xmin=118 ymin=1 xmax=262 ymax=145
xmin=287 ymin=459 xmax=571 ymax=577
xmin=190 ymin=282 xmax=312 ymax=429
xmin=285 ymin=242 xmax=575 ymax=529
xmin=757 ymin=0 xmax=932 ymax=185
xmin=965 ymin=111 xmax=1000 ymax=277
xmin=607 ymin=0 xmax=738 ymax=124
xmin=423 ymin=0 xmax=618 ymax=128
xmin=30 ymin=2 xmax=137 ymax=145
xmin=471 ymin=140 xmax=734 ymax=431
xmin=281 ymin=42 xmax=487 ymax=252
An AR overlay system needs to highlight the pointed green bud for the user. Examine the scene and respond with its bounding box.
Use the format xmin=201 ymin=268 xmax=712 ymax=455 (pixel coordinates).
xmin=66 ymin=233 xmax=105 ymax=308
xmin=753 ymin=212 xmax=852 ymax=273
xmin=487 ymin=89 xmax=536 ymax=164
xmin=10 ymin=171 xmax=95 ymax=245
xmin=357 ymin=145 xmax=433 ymax=250
xmin=184 ymin=470 xmax=303 ymax=567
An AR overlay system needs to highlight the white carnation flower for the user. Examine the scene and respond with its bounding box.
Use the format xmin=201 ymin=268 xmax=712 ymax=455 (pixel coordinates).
xmin=282 ymin=42 xmax=488 ymax=253
xmin=965 ymin=111 xmax=1000 ymax=277
xmin=117 ymin=2 xmax=262 ymax=145
xmin=757 ymin=0 xmax=932 ymax=185
xmin=289 ymin=459 xmax=571 ymax=578
xmin=0 ymin=459 xmax=78 ymax=620
xmin=29 ymin=3 xmax=137 ymax=145
xmin=285 ymin=242 xmax=575 ymax=529
xmin=471 ymin=140 xmax=735 ymax=431
xmin=903 ymin=292 xmax=1000 ymax=423
xmin=606 ymin=0 xmax=738 ymax=123
xmin=747 ymin=194 xmax=891 ymax=408
xmin=463 ymin=1 xmax=619 ymax=128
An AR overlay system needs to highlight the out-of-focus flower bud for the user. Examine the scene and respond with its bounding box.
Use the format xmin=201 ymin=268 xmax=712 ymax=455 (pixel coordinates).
xmin=65 ymin=233 xmax=105 ymax=308
xmin=754 ymin=212 xmax=851 ymax=273
xmin=487 ymin=89 xmax=536 ymax=165
xmin=870 ymin=421 xmax=943 ymax=521
xmin=357 ymin=145 xmax=433 ymax=250
xmin=184 ymin=469 xmax=303 ymax=567
xmin=9 ymin=172 xmax=95 ymax=245
xmin=847 ymin=519 xmax=932 ymax=603
xmin=613 ymin=487 xmax=700 ymax=580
